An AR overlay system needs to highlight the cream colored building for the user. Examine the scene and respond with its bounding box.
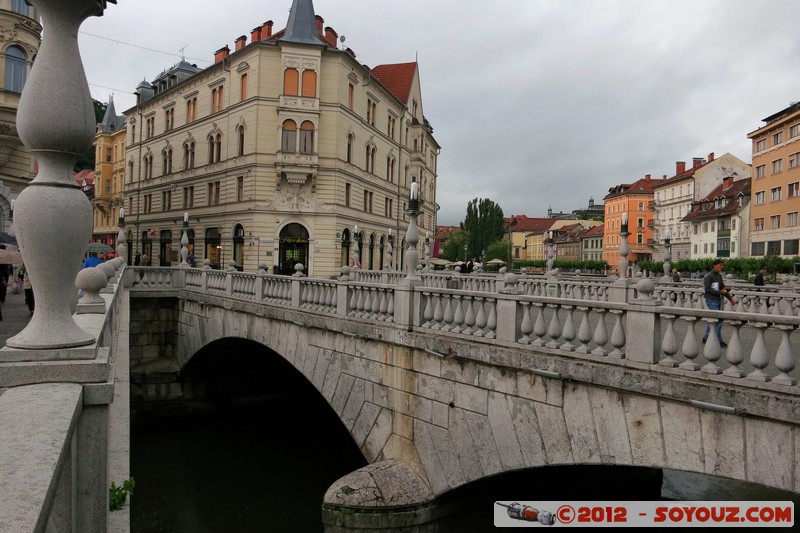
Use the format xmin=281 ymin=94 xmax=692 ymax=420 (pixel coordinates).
xmin=747 ymin=102 xmax=800 ymax=257
xmin=123 ymin=0 xmax=439 ymax=275
xmin=93 ymin=98 xmax=126 ymax=250
xmin=0 ymin=0 xmax=40 ymax=232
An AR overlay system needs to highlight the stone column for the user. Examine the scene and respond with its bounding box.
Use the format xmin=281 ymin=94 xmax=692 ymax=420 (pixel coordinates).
xmin=7 ymin=0 xmax=115 ymax=349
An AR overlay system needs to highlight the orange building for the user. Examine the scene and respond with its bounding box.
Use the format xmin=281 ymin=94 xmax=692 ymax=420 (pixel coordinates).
xmin=603 ymin=174 xmax=661 ymax=268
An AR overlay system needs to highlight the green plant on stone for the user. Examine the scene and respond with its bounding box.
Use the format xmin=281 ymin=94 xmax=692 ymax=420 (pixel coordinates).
xmin=109 ymin=477 xmax=135 ymax=511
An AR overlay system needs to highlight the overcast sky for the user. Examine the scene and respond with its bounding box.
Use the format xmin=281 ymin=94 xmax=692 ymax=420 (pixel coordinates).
xmin=78 ymin=0 xmax=800 ymax=226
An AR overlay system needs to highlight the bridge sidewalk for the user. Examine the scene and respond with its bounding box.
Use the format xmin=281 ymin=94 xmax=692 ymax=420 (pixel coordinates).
xmin=0 ymin=290 xmax=31 ymax=346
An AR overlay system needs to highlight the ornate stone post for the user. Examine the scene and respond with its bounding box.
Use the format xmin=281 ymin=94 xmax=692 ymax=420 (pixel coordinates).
xmin=384 ymin=228 xmax=393 ymax=270
xmin=422 ymin=231 xmax=431 ymax=272
xmin=8 ymin=0 xmax=116 ymax=349
xmin=400 ymin=183 xmax=421 ymax=285
xmin=619 ymin=212 xmax=630 ymax=279
xmin=116 ymin=207 xmax=126 ymax=263
xmin=351 ymin=224 xmax=360 ymax=270
xmin=546 ymin=230 xmax=554 ymax=273
xmin=179 ymin=211 xmax=190 ymax=267
xmin=661 ymin=231 xmax=671 ymax=281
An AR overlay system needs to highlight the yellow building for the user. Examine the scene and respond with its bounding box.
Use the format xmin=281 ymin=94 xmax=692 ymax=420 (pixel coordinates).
xmin=747 ymin=102 xmax=800 ymax=257
xmin=0 ymin=0 xmax=40 ymax=231
xmin=123 ymin=0 xmax=439 ymax=275
xmin=93 ymin=97 xmax=126 ymax=250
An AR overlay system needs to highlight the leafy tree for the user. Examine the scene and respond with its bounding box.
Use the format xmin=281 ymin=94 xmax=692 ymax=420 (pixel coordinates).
xmin=485 ymin=240 xmax=509 ymax=262
xmin=441 ymin=230 xmax=469 ymax=261
xmin=463 ymin=198 xmax=504 ymax=260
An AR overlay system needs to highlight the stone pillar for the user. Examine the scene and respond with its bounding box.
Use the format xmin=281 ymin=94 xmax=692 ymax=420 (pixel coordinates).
xmin=7 ymin=0 xmax=115 ymax=349
xmin=625 ymin=278 xmax=661 ymax=363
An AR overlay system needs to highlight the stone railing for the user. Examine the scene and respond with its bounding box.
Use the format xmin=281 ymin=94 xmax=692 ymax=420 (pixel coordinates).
xmin=127 ymin=267 xmax=800 ymax=395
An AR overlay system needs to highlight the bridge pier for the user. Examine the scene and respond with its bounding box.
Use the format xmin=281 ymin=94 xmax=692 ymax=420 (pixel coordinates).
xmin=322 ymin=460 xmax=472 ymax=532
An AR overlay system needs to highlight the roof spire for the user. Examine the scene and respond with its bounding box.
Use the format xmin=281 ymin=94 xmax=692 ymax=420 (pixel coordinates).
xmin=281 ymin=0 xmax=320 ymax=45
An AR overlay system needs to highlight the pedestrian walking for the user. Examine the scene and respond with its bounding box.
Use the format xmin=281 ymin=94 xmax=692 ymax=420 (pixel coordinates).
xmin=19 ymin=263 xmax=33 ymax=315
xmin=702 ymin=259 xmax=735 ymax=346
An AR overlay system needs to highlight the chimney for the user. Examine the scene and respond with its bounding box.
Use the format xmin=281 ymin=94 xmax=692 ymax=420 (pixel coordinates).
xmin=645 ymin=174 xmax=651 ymax=180
xmin=676 ymin=161 xmax=686 ymax=174
xmin=214 ymin=45 xmax=230 ymax=64
xmin=693 ymin=157 xmax=704 ymax=168
xmin=235 ymin=35 xmax=247 ymax=51
xmin=325 ymin=26 xmax=338 ymax=47
xmin=315 ymin=15 xmax=324 ymax=34
xmin=723 ymin=176 xmax=733 ymax=189
xmin=264 ymin=20 xmax=273 ymax=37
xmin=251 ymin=26 xmax=262 ymax=42
xmin=708 ymin=152 xmax=715 ymax=162
xmin=662 ymin=175 xmax=667 ymax=180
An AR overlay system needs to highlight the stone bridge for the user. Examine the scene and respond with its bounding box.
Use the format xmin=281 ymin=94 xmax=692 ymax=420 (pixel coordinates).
xmin=3 ymin=263 xmax=800 ymax=531
xmin=129 ymin=266 xmax=800 ymax=529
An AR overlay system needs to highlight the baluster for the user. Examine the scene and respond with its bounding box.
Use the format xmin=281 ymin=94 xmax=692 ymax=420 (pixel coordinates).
xmin=545 ymin=304 xmax=562 ymax=349
xmin=385 ymin=291 xmax=394 ymax=322
xmin=659 ymin=314 xmax=678 ymax=367
xmin=746 ymin=296 xmax=758 ymax=314
xmin=441 ymin=295 xmax=455 ymax=332
xmin=773 ymin=325 xmax=797 ymax=386
xmin=608 ymin=310 xmax=625 ymax=358
xmin=474 ymin=297 xmax=488 ymax=337
xmin=432 ymin=294 xmax=444 ymax=330
xmin=575 ymin=307 xmax=592 ymax=354
xmin=746 ymin=323 xmax=770 ymax=382
xmin=485 ymin=299 xmax=497 ymax=339
xmin=560 ymin=305 xmax=576 ymax=352
xmin=301 ymin=283 xmax=311 ymax=307
xmin=701 ymin=318 xmax=723 ymax=375
xmin=378 ymin=290 xmax=388 ymax=319
xmin=452 ymin=295 xmax=465 ymax=333
xmin=518 ymin=302 xmax=533 ymax=344
xmin=348 ymin=287 xmax=358 ymax=316
xmin=590 ymin=308 xmax=609 ymax=356
xmin=531 ymin=303 xmax=547 ymax=347
xmin=371 ymin=288 xmax=381 ymax=319
xmin=679 ymin=317 xmax=700 ymax=370
xmin=463 ymin=296 xmax=476 ymax=335
xmin=723 ymin=321 xmax=745 ymax=378
xmin=422 ymin=292 xmax=434 ymax=327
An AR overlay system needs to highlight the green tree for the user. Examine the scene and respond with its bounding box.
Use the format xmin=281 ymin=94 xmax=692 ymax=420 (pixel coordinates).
xmin=485 ymin=240 xmax=510 ymax=263
xmin=441 ymin=230 xmax=469 ymax=261
xmin=74 ymin=99 xmax=108 ymax=172
xmin=463 ymin=198 xmax=504 ymax=260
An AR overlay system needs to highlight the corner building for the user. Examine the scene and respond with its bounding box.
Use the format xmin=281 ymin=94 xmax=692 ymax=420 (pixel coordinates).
xmin=123 ymin=0 xmax=439 ymax=275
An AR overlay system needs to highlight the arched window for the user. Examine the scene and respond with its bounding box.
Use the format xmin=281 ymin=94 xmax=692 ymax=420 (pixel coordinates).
xmin=214 ymin=134 xmax=222 ymax=162
xmin=301 ymin=70 xmax=316 ymax=97
xmin=208 ymin=133 xmax=222 ymax=163
xmin=183 ymin=140 xmax=195 ymax=169
xmin=386 ymin=156 xmax=395 ymax=183
xmin=143 ymin=154 xmax=153 ymax=179
xmin=281 ymin=120 xmax=297 ymax=152
xmin=237 ymin=125 xmax=245 ymax=156
xmin=127 ymin=161 xmax=134 ymax=183
xmin=364 ymin=145 xmax=376 ymax=174
xmin=4 ymin=46 xmax=27 ymax=93
xmin=162 ymin=148 xmax=172 ymax=175
xmin=299 ymin=121 xmax=314 ymax=154
xmin=283 ymin=68 xmax=298 ymax=96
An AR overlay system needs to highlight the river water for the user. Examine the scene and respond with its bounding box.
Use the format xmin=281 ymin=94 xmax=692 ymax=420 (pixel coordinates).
xmin=131 ymin=391 xmax=797 ymax=532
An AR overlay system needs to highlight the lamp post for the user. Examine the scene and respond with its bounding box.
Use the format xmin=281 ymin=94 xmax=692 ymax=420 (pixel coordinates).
xmin=179 ymin=211 xmax=190 ymax=267
xmin=619 ymin=211 xmax=629 ymax=278
xmin=352 ymin=224 xmax=361 ymax=269
xmin=546 ymin=230 xmax=554 ymax=273
xmin=401 ymin=182 xmax=421 ymax=284
xmin=384 ymin=228 xmax=393 ymax=270
xmin=423 ymin=231 xmax=431 ymax=271
xmin=116 ymin=207 xmax=127 ymax=262
xmin=662 ymin=230 xmax=672 ymax=280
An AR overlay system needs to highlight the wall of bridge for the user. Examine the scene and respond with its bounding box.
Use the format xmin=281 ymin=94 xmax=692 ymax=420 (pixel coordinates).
xmin=143 ymin=289 xmax=800 ymax=505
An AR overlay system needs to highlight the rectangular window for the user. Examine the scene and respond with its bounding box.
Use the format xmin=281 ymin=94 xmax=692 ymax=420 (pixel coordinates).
xmin=770 ymin=215 xmax=781 ymax=229
xmin=756 ymin=138 xmax=766 ymax=152
xmin=384 ymin=197 xmax=393 ymax=218
xmin=789 ymin=152 xmax=800 ymax=169
xmin=755 ymin=191 xmax=765 ymax=205
xmin=208 ymin=181 xmax=220 ymax=206
xmin=637 ymin=217 xmax=643 ymax=228
xmin=773 ymin=131 xmax=784 ymax=145
xmin=754 ymin=217 xmax=764 ymax=231
xmin=348 ymin=84 xmax=354 ymax=110
xmin=790 ymin=182 xmax=800 ymax=198
xmin=144 ymin=194 xmax=152 ymax=214
xmin=105 ymin=148 xmax=112 ymax=162
xmin=756 ymin=164 xmax=766 ymax=178
xmin=772 ymin=159 xmax=783 ymax=174
xmin=767 ymin=241 xmax=781 ymax=255
xmin=693 ymin=244 xmax=698 ymax=254
xmin=237 ymin=176 xmax=244 ymax=202
xmin=183 ymin=186 xmax=194 ymax=209
xmin=710 ymin=243 xmax=715 ymax=253
xmin=771 ymin=187 xmax=782 ymax=202
xmin=162 ymin=190 xmax=171 ymax=211
xmin=703 ymin=243 xmax=708 ymax=253
xmin=787 ymin=212 xmax=798 ymax=227
xmin=186 ymin=98 xmax=197 ymax=123
xmin=702 ymin=222 xmax=708 ymax=233
xmin=345 ymin=183 xmax=351 ymax=207
xmin=785 ymin=239 xmax=799 ymax=255
xmin=751 ymin=241 xmax=765 ymax=256
xmin=363 ymin=190 xmax=373 ymax=213
xmin=240 ymin=73 xmax=247 ymax=101
xmin=164 ymin=108 xmax=174 ymax=132
xmin=146 ymin=117 xmax=155 ymax=139
xmin=636 ymin=234 xmax=643 ymax=244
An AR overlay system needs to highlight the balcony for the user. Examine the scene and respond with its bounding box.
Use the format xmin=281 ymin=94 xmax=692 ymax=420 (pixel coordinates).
xmin=716 ymin=250 xmax=730 ymax=258
xmin=717 ymin=229 xmax=731 ymax=237
xmin=648 ymin=200 xmax=656 ymax=211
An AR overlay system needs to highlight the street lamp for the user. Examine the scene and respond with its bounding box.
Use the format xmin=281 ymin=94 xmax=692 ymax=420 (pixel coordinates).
xmin=116 ymin=207 xmax=127 ymax=262
xmin=619 ymin=211 xmax=629 ymax=278
xmin=401 ymin=182 xmax=421 ymax=283
xmin=662 ymin=230 xmax=672 ymax=280
xmin=423 ymin=231 xmax=431 ymax=271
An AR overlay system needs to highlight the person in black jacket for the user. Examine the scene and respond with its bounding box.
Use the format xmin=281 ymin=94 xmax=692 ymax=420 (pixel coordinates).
xmin=754 ymin=269 xmax=766 ymax=287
